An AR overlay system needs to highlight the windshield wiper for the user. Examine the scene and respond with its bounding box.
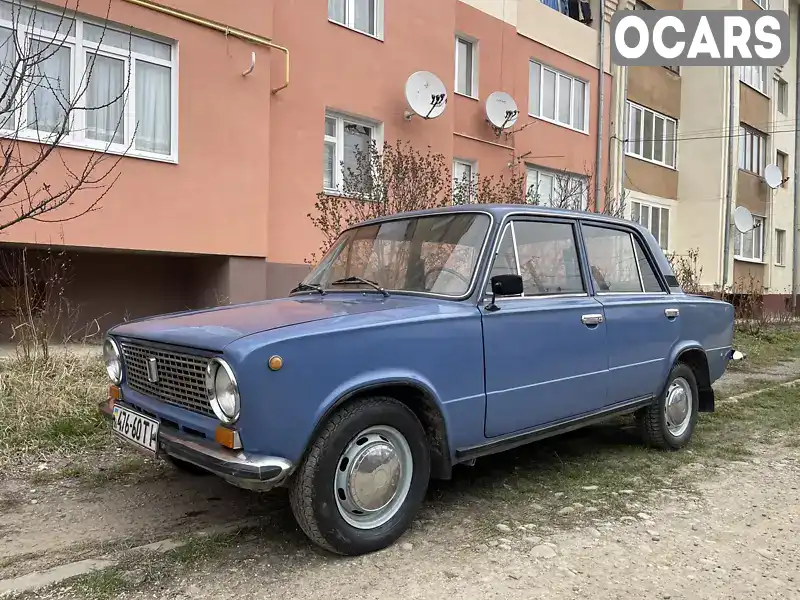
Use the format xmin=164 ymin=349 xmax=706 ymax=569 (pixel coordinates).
xmin=290 ymin=282 xmax=325 ymax=295
xmin=330 ymin=276 xmax=389 ymax=297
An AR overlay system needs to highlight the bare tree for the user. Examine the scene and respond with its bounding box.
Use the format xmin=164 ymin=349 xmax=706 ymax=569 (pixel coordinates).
xmin=0 ymin=0 xmax=132 ymax=232
xmin=309 ymin=139 xmax=631 ymax=263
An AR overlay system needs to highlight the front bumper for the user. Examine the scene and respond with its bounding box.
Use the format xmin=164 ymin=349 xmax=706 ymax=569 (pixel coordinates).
xmin=100 ymin=400 xmax=293 ymax=492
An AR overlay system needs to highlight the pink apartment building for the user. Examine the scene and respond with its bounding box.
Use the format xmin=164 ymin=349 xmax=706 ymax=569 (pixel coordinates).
xmin=0 ymin=0 xmax=612 ymax=338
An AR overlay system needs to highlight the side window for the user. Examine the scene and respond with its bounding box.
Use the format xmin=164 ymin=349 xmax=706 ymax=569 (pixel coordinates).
xmin=582 ymin=225 xmax=641 ymax=293
xmin=513 ymin=221 xmax=584 ymax=295
xmin=582 ymin=225 xmax=664 ymax=293
xmin=486 ymin=220 xmax=585 ymax=297
xmin=633 ymin=236 xmax=664 ymax=293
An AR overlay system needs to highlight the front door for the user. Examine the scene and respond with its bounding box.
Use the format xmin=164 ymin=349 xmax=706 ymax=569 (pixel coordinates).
xmin=580 ymin=222 xmax=680 ymax=404
xmin=481 ymin=218 xmax=610 ymax=438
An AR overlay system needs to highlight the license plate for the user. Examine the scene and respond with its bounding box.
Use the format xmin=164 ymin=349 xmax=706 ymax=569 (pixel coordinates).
xmin=112 ymin=404 xmax=160 ymax=455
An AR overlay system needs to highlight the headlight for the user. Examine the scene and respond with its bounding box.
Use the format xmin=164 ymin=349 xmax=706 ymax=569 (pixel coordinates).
xmin=103 ymin=337 xmax=122 ymax=384
xmin=205 ymin=358 xmax=240 ymax=424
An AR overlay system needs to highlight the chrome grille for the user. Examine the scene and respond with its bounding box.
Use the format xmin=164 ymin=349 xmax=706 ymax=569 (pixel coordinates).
xmin=120 ymin=342 xmax=213 ymax=417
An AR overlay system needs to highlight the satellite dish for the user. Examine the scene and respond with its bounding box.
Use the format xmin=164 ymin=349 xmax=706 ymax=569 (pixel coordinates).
xmin=733 ymin=205 xmax=754 ymax=233
xmin=485 ymin=91 xmax=519 ymax=134
xmin=404 ymin=71 xmax=447 ymax=121
xmin=764 ymin=163 xmax=783 ymax=189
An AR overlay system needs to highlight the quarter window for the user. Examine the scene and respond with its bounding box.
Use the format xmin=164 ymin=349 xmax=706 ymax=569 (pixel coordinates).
xmin=0 ymin=1 xmax=176 ymax=160
xmin=529 ymin=60 xmax=588 ymax=132
xmin=582 ymin=225 xmax=662 ymax=294
xmin=488 ymin=221 xmax=585 ymax=296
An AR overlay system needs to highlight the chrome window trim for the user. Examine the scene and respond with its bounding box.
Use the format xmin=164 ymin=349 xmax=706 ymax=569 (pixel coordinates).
xmin=478 ymin=213 xmax=589 ymax=303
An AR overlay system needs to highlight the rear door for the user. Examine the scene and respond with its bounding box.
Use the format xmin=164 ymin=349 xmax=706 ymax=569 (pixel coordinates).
xmin=580 ymin=222 xmax=679 ymax=404
xmin=481 ymin=217 xmax=609 ymax=438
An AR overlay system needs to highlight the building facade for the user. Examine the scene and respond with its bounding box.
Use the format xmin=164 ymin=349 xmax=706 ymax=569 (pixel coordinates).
xmin=0 ymin=0 xmax=798 ymax=339
xmin=0 ymin=0 xmax=614 ymax=336
xmin=615 ymin=0 xmax=799 ymax=311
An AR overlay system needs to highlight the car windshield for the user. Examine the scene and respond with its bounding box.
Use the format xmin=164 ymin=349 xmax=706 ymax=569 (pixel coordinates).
xmin=301 ymin=212 xmax=491 ymax=297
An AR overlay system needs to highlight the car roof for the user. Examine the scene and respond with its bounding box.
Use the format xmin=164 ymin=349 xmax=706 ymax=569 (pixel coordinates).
xmin=353 ymin=203 xmax=648 ymax=233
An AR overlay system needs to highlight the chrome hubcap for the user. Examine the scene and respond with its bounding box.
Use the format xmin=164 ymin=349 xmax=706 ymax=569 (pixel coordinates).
xmin=334 ymin=425 xmax=413 ymax=529
xmin=665 ymin=377 xmax=692 ymax=437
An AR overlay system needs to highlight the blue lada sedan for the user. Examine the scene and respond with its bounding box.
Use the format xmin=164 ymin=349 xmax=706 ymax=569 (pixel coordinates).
xmin=100 ymin=204 xmax=739 ymax=556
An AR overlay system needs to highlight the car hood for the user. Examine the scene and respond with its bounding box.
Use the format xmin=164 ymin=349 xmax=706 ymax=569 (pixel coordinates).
xmin=110 ymin=295 xmax=431 ymax=351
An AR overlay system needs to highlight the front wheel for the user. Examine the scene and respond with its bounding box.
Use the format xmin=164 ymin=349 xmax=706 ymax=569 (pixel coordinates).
xmin=289 ymin=397 xmax=431 ymax=555
xmin=639 ymin=362 xmax=699 ymax=450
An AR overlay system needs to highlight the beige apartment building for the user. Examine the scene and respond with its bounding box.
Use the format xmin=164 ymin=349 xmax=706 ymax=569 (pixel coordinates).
xmin=610 ymin=0 xmax=800 ymax=311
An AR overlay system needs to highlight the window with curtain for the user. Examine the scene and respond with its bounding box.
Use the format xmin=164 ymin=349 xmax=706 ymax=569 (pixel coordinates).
xmin=0 ymin=1 xmax=176 ymax=160
xmin=740 ymin=65 xmax=768 ymax=95
xmin=526 ymin=165 xmax=588 ymax=210
xmin=739 ymin=125 xmax=767 ymax=175
xmin=733 ymin=214 xmax=765 ymax=262
xmin=630 ymin=200 xmax=670 ymax=250
xmin=328 ymin=0 xmax=382 ymax=38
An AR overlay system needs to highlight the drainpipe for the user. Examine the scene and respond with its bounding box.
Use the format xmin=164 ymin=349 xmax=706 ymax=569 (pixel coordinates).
xmin=595 ymin=0 xmax=605 ymax=210
xmin=793 ymin=3 xmax=800 ymax=312
xmin=121 ymin=0 xmax=289 ymax=94
xmin=620 ymin=64 xmax=628 ymax=212
xmin=721 ymin=65 xmax=735 ymax=291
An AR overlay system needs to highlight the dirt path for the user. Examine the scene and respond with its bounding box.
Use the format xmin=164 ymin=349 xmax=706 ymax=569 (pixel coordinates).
xmin=1 ymin=360 xmax=799 ymax=598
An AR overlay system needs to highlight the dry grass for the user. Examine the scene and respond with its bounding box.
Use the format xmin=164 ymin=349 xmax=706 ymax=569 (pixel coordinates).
xmin=0 ymin=351 xmax=108 ymax=462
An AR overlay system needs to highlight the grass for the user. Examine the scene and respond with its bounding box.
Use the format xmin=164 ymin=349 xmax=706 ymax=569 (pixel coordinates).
xmin=731 ymin=326 xmax=800 ymax=371
xmin=0 ymin=352 xmax=108 ymax=463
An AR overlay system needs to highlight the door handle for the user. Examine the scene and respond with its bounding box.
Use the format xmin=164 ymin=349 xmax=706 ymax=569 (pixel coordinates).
xmin=581 ymin=313 xmax=604 ymax=326
xmin=665 ymin=308 xmax=680 ymax=319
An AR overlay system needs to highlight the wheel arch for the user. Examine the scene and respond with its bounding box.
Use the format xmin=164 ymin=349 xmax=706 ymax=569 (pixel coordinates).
xmin=306 ymin=377 xmax=453 ymax=480
xmin=667 ymin=345 xmax=713 ymax=412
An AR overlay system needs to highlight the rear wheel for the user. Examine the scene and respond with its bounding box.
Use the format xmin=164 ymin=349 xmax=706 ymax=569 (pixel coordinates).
xmin=639 ymin=362 xmax=699 ymax=450
xmin=289 ymin=397 xmax=431 ymax=555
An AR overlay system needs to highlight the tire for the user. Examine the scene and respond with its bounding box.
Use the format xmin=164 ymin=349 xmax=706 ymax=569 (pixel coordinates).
xmin=289 ymin=397 xmax=431 ymax=556
xmin=639 ymin=362 xmax=700 ymax=450
xmin=167 ymin=456 xmax=210 ymax=476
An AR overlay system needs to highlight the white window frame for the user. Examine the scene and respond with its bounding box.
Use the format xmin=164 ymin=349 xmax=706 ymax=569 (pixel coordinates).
xmin=454 ymin=35 xmax=477 ymax=99
xmin=629 ymin=200 xmax=670 ymax=251
xmin=528 ymin=60 xmax=589 ymax=134
xmin=0 ymin=1 xmax=178 ymax=163
xmin=525 ymin=165 xmax=588 ymax=210
xmin=775 ymin=228 xmax=786 ymax=266
xmin=777 ymin=78 xmax=788 ymax=115
xmin=739 ymin=125 xmax=767 ymax=175
xmin=752 ymin=0 xmax=767 ymax=8
xmin=625 ymin=101 xmax=677 ymax=169
xmin=733 ymin=214 xmax=765 ymax=262
xmin=740 ymin=65 xmax=769 ymax=96
xmin=323 ymin=109 xmax=380 ymax=193
xmin=452 ymin=158 xmax=477 ymax=203
xmin=328 ymin=0 xmax=384 ymax=40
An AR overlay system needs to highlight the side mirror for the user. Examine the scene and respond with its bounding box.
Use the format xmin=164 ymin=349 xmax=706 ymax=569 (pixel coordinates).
xmin=486 ymin=274 xmax=523 ymax=312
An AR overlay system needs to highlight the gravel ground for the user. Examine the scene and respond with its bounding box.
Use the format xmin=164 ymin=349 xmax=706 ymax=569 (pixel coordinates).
xmin=1 ymin=359 xmax=799 ymax=599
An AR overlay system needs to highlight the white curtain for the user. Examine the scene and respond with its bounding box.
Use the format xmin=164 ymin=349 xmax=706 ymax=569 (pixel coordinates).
xmin=0 ymin=27 xmax=16 ymax=129
xmin=135 ymin=59 xmax=170 ymax=155
xmin=328 ymin=0 xmax=345 ymax=22
xmin=85 ymin=53 xmax=124 ymax=144
xmin=353 ymin=0 xmax=375 ymax=34
xmin=27 ymin=39 xmax=70 ymax=134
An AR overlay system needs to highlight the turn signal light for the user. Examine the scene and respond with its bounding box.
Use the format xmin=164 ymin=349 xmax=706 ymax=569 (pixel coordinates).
xmin=109 ymin=385 xmax=121 ymax=400
xmin=215 ymin=425 xmax=241 ymax=450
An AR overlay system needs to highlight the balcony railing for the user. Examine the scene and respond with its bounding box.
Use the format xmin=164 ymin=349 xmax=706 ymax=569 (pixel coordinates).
xmin=540 ymin=0 xmax=593 ymax=26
